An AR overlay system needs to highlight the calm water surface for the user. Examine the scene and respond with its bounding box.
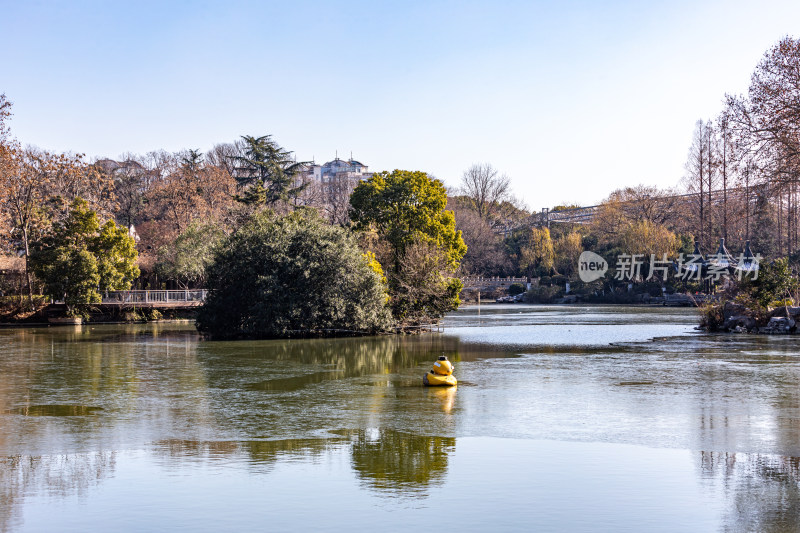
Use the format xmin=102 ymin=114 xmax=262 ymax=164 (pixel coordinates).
xmin=2 ymin=305 xmax=800 ymax=532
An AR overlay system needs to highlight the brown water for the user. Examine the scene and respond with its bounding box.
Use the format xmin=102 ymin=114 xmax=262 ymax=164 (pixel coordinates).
xmin=1 ymin=305 xmax=800 ymax=531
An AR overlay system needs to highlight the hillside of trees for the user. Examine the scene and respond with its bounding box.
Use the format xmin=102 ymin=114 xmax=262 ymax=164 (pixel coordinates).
xmin=2 ymin=36 xmax=799 ymax=319
xmin=452 ymin=37 xmax=800 ymax=304
xmin=0 ymin=108 xmax=466 ymax=328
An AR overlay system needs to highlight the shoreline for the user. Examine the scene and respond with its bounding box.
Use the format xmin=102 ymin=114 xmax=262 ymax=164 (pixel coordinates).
xmin=459 ymin=301 xmax=700 ymax=308
xmin=0 ymin=318 xmax=196 ymax=328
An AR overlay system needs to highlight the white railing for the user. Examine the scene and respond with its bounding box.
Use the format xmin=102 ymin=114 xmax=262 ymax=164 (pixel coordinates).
xmin=461 ymin=276 xmax=528 ymax=285
xmin=102 ymin=290 xmax=207 ymax=304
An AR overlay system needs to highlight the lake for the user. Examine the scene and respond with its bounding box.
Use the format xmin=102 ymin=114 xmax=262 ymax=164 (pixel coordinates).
xmin=2 ymin=305 xmax=800 ymax=532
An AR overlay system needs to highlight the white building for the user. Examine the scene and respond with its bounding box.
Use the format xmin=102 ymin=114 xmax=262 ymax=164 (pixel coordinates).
xmin=300 ymin=156 xmax=373 ymax=183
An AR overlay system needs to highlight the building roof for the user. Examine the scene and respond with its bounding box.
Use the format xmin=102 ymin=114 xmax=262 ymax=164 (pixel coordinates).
xmin=94 ymin=159 xmax=145 ymax=173
xmin=321 ymin=158 xmax=366 ymax=169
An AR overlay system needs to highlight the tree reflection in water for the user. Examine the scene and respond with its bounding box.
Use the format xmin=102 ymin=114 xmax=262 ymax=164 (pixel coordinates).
xmin=700 ymin=451 xmax=800 ymax=531
xmin=0 ymin=428 xmax=458 ymax=531
xmin=349 ymin=429 xmax=456 ymax=497
xmin=0 ymin=451 xmax=117 ymax=533
xmin=151 ymin=430 xmax=457 ymax=498
xmin=0 ymin=323 xmax=472 ymax=528
xmin=152 ymin=437 xmax=344 ymax=473
xmin=194 ymin=333 xmax=469 ymax=439
xmin=8 ymin=316 xmax=800 ymax=527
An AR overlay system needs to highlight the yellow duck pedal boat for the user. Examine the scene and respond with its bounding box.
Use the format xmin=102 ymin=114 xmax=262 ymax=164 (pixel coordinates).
xmin=423 ymin=355 xmax=457 ymax=387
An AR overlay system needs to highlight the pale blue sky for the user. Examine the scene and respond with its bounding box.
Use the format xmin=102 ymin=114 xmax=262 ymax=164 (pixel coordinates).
xmin=2 ymin=0 xmax=799 ymax=209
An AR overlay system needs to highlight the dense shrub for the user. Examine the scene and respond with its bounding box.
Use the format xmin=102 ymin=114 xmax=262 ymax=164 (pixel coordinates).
xmin=196 ymin=210 xmax=393 ymax=339
xmin=739 ymin=258 xmax=797 ymax=308
xmin=508 ymin=283 xmax=525 ymax=296
xmin=523 ymin=285 xmax=561 ymax=303
xmin=699 ymin=303 xmax=724 ymax=331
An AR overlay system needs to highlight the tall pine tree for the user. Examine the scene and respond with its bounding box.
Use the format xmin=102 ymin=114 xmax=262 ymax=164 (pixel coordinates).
xmin=230 ymin=135 xmax=307 ymax=206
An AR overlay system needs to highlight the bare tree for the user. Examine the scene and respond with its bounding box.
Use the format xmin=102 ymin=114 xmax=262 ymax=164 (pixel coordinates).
xmin=0 ymin=147 xmax=52 ymax=305
xmin=459 ymin=163 xmax=511 ymax=224
xmin=726 ymin=37 xmax=800 ymax=185
xmin=717 ymin=114 xmax=733 ymax=242
xmin=41 ymin=151 xmax=114 ymax=221
xmin=724 ymin=37 xmax=800 ymax=255
xmin=591 ymin=185 xmax=680 ymax=244
xmin=323 ymin=175 xmax=361 ymax=225
xmin=205 ymin=140 xmax=244 ymax=176
xmin=683 ymin=120 xmax=718 ymax=245
xmin=0 ymin=93 xmax=12 ymax=143
xmin=449 ymin=202 xmax=509 ymax=275
xmin=103 ymin=156 xmax=150 ymax=228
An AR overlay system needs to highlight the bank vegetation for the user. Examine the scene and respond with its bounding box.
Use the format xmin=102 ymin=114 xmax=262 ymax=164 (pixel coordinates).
xmin=2 ymin=37 xmax=800 ymax=330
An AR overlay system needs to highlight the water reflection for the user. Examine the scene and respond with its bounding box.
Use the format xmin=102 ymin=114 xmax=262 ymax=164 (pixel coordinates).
xmin=429 ymin=387 xmax=457 ymax=414
xmin=0 ymin=451 xmax=117 ymax=533
xmin=152 ymin=437 xmax=341 ymax=473
xmin=349 ymin=429 xmax=455 ymax=496
xmin=5 ymin=405 xmax=103 ymax=416
xmin=192 ymin=334 xmax=471 ymax=439
xmin=150 ymin=430 xmax=456 ymax=498
xmin=5 ymin=308 xmax=800 ymax=530
xmin=700 ymin=451 xmax=800 ymax=532
xmin=0 ymin=323 xmax=213 ymax=456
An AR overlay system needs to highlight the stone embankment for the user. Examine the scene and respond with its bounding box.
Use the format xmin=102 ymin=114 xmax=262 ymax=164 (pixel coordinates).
xmin=721 ymin=301 xmax=800 ymax=334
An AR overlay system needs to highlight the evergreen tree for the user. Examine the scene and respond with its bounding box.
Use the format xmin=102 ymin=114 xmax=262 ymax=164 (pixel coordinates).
xmin=30 ymin=198 xmax=138 ymax=314
xmin=230 ymin=135 xmax=307 ymax=206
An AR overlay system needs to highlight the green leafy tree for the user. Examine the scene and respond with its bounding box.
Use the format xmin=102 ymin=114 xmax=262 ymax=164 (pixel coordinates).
xmin=156 ymin=222 xmax=224 ymax=288
xmin=230 ymin=135 xmax=307 ymax=206
xmin=196 ymin=210 xmax=392 ymax=339
xmin=740 ymin=258 xmax=798 ymax=308
xmin=350 ymin=170 xmax=466 ymax=268
xmin=236 ymin=181 xmax=268 ymax=206
xmin=30 ymin=198 xmax=138 ymax=314
xmin=94 ymin=218 xmax=139 ymax=292
xmin=349 ymin=170 xmax=467 ymax=323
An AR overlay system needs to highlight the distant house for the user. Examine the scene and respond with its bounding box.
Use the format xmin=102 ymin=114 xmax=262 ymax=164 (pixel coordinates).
xmin=299 ymin=156 xmax=373 ymax=184
xmin=94 ymin=158 xmax=146 ymax=174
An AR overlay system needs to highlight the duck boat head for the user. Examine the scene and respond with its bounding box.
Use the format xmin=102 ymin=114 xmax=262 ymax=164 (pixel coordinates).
xmin=423 ymin=355 xmax=457 ymax=387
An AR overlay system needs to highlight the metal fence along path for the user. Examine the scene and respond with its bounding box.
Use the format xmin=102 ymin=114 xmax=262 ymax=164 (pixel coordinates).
xmin=101 ymin=290 xmax=208 ymax=307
